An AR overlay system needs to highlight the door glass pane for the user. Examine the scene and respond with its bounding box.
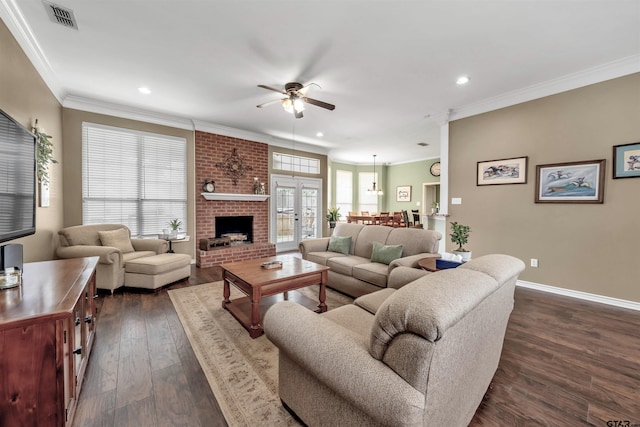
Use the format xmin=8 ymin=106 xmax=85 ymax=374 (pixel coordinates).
xmin=276 ymin=187 xmax=295 ymax=243
xmin=301 ymin=188 xmax=318 ymax=239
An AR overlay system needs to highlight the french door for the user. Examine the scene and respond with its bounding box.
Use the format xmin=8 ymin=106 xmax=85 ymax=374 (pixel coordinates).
xmin=271 ymin=175 xmax=322 ymax=252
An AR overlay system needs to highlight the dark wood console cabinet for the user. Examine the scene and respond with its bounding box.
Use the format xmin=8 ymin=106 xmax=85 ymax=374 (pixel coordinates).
xmin=0 ymin=257 xmax=98 ymax=427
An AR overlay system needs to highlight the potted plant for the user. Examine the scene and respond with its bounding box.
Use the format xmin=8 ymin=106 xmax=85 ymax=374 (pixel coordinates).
xmin=326 ymin=207 xmax=341 ymax=228
xmin=168 ymin=218 xmax=182 ymax=238
xmin=450 ymin=221 xmax=472 ymax=261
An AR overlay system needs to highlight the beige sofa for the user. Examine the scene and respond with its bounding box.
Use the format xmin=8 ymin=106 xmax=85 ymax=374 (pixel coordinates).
xmin=299 ymin=223 xmax=442 ymax=297
xmin=264 ymin=254 xmax=526 ymax=426
xmin=56 ymin=224 xmax=169 ymax=293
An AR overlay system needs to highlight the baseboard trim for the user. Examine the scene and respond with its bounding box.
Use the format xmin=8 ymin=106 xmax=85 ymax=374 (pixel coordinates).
xmin=516 ymin=280 xmax=640 ymax=312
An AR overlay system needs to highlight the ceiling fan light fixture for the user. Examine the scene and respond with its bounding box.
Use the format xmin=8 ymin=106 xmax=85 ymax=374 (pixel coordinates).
xmin=282 ymin=98 xmax=293 ymax=113
xmin=293 ymin=97 xmax=305 ymax=112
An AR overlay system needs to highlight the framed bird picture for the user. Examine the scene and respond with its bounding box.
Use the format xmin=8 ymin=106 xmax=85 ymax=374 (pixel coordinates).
xmin=535 ymin=159 xmax=605 ymax=203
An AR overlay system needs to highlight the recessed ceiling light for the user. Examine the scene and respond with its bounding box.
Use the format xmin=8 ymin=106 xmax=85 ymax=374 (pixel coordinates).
xmin=316 ymin=132 xmax=324 ymax=137
xmin=456 ymin=76 xmax=469 ymax=85
xmin=138 ymin=87 xmax=151 ymax=95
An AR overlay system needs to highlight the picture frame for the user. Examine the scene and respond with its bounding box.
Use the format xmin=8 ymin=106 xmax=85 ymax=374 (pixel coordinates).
xmin=612 ymin=142 xmax=640 ymax=179
xmin=396 ymin=185 xmax=411 ymax=202
xmin=535 ymin=159 xmax=605 ymax=203
xmin=477 ymin=156 xmax=528 ymax=186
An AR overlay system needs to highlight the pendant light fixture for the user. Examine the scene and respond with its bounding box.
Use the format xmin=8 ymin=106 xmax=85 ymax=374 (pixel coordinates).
xmin=367 ymin=154 xmax=383 ymax=196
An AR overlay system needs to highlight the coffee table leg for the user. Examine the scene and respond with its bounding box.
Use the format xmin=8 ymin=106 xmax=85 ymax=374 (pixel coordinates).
xmin=222 ymin=276 xmax=231 ymax=308
xmin=249 ymin=290 xmax=262 ymax=338
xmin=316 ymin=270 xmax=328 ymax=313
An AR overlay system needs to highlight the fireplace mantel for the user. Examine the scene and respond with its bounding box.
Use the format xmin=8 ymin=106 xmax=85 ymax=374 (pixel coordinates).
xmin=200 ymin=192 xmax=270 ymax=202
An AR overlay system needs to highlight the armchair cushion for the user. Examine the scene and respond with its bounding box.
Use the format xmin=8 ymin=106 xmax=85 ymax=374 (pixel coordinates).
xmin=98 ymin=228 xmax=135 ymax=253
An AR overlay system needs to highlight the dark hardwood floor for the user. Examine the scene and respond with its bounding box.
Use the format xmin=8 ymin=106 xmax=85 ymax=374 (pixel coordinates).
xmin=73 ymin=265 xmax=640 ymax=426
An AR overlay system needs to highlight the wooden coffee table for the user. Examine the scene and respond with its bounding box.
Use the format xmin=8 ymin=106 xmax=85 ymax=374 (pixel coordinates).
xmin=221 ymin=255 xmax=330 ymax=338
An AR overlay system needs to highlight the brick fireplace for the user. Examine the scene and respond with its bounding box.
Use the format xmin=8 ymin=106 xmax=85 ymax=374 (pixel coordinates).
xmin=195 ymin=131 xmax=275 ymax=267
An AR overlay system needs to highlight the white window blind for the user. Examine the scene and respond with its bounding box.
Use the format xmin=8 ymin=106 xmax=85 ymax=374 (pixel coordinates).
xmin=335 ymin=170 xmax=353 ymax=216
xmin=82 ymin=123 xmax=187 ymax=236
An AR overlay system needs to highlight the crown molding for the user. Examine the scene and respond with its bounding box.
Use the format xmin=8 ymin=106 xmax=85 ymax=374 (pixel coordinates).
xmin=451 ymin=54 xmax=640 ymax=121
xmin=0 ymin=0 xmax=65 ymax=103
xmin=63 ymin=95 xmax=195 ymax=130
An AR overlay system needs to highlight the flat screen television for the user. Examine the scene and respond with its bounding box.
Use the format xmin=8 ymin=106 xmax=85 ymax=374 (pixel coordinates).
xmin=0 ymin=108 xmax=36 ymax=244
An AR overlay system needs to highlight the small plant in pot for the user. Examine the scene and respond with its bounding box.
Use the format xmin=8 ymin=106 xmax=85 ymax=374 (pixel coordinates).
xmin=168 ymin=218 xmax=182 ymax=238
xmin=326 ymin=207 xmax=341 ymax=228
xmin=450 ymin=221 xmax=472 ymax=261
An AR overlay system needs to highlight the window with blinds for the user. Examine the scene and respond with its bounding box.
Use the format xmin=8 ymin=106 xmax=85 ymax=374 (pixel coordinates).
xmin=335 ymin=170 xmax=353 ymax=216
xmin=82 ymin=123 xmax=187 ymax=237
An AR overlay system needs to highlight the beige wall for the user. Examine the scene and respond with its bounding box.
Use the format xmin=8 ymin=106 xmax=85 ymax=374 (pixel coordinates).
xmin=449 ymin=73 xmax=640 ymax=302
xmin=62 ymin=109 xmax=196 ymax=259
xmin=1 ymin=19 xmax=63 ymax=262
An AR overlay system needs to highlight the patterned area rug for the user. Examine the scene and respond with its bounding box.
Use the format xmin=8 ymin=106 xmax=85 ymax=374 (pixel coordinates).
xmin=168 ymin=281 xmax=352 ymax=427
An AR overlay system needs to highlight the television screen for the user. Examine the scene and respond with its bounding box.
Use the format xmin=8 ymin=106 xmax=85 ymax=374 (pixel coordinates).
xmin=0 ymin=109 xmax=36 ymax=244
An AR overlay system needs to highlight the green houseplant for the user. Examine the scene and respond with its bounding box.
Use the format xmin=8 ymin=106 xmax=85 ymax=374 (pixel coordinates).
xmin=450 ymin=221 xmax=472 ymax=261
xmin=168 ymin=218 xmax=182 ymax=237
xmin=326 ymin=207 xmax=341 ymax=228
xmin=33 ymin=120 xmax=58 ymax=186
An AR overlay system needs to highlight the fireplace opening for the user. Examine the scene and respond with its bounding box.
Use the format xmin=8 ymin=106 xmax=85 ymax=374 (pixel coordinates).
xmin=215 ymin=216 xmax=253 ymax=244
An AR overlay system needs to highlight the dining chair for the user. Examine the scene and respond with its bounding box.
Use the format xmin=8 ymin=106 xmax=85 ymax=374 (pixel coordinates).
xmin=391 ymin=212 xmax=403 ymax=227
xmin=402 ymin=210 xmax=411 ymax=227
xmin=360 ymin=211 xmax=372 ymax=224
xmin=378 ymin=211 xmax=391 ymax=226
xmin=411 ymin=209 xmax=421 ymax=226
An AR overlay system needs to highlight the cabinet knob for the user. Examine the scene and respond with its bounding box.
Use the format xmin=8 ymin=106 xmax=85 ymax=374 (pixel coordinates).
xmin=84 ymin=316 xmax=93 ymax=323
xmin=73 ymin=348 xmax=82 ymax=355
xmin=93 ymin=294 xmax=99 ymax=299
xmin=75 ymin=317 xmax=81 ymax=326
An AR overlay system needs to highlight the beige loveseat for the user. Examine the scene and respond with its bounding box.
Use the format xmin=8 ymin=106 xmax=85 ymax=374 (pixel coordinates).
xmin=299 ymin=223 xmax=442 ymax=297
xmin=56 ymin=224 xmax=169 ymax=293
xmin=264 ymin=254 xmax=525 ymax=426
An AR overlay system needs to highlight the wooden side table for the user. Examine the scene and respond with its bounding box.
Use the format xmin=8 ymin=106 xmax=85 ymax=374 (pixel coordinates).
xmin=417 ymin=257 xmax=438 ymax=272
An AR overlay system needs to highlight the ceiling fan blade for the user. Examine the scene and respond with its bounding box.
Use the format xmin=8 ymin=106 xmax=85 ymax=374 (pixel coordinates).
xmin=256 ymin=98 xmax=284 ymax=108
xmin=258 ymin=84 xmax=287 ymax=95
xmin=303 ymin=97 xmax=335 ymax=111
xmin=298 ymin=82 xmax=321 ymax=95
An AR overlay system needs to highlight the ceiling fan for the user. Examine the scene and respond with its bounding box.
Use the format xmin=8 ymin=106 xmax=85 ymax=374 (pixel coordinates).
xmin=256 ymin=82 xmax=335 ymax=119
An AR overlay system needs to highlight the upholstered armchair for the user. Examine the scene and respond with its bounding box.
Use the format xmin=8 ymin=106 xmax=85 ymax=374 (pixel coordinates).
xmin=264 ymin=254 xmax=525 ymax=426
xmin=56 ymin=224 xmax=168 ymax=293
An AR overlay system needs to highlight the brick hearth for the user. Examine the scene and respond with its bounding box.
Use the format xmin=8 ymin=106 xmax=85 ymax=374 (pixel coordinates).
xmin=195 ymin=131 xmax=275 ymax=267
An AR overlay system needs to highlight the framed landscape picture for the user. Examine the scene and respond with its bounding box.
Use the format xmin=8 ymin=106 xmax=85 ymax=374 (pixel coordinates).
xmin=477 ymin=156 xmax=528 ymax=186
xmin=612 ymin=142 xmax=640 ymax=179
xmin=396 ymin=185 xmax=411 ymax=202
xmin=535 ymin=159 xmax=605 ymax=203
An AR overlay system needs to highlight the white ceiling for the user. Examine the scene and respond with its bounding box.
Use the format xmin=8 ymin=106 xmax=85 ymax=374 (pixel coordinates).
xmin=2 ymin=0 xmax=639 ymax=164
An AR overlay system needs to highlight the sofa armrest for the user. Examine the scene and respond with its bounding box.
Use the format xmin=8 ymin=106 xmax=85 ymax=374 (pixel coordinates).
xmin=131 ymin=238 xmax=169 ymax=254
xmin=57 ymin=245 xmax=123 ymax=266
xmin=298 ymin=237 xmax=330 ymax=259
xmin=264 ymin=302 xmax=424 ymax=425
xmin=387 ymin=266 xmax=430 ymax=289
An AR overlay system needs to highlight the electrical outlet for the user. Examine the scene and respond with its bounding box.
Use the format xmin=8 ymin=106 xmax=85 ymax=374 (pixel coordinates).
xmin=451 ymin=197 xmax=462 ymax=205
xmin=530 ymin=258 xmax=538 ymax=268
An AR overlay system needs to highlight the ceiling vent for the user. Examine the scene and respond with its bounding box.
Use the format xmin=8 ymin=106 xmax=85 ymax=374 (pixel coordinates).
xmin=43 ymin=1 xmax=78 ymax=30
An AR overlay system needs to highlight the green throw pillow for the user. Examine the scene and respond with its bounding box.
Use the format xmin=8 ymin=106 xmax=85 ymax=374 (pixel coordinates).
xmin=328 ymin=235 xmax=351 ymax=255
xmin=371 ymin=241 xmax=404 ymax=265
